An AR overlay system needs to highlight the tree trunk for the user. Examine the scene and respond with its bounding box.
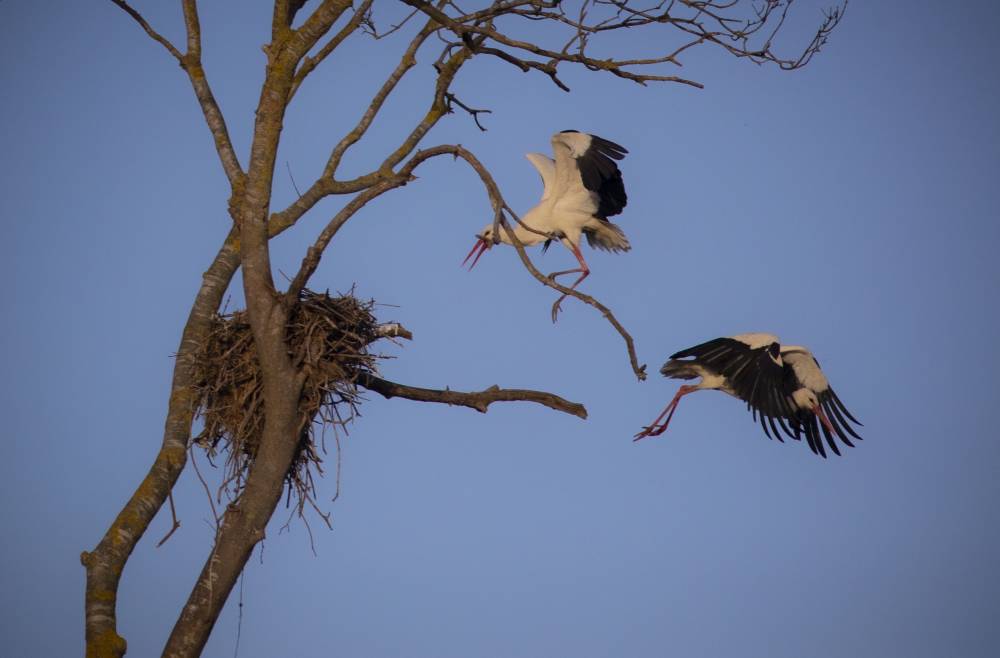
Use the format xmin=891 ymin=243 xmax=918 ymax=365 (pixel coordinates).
xmin=162 ymin=47 xmax=305 ymax=657
xmin=82 ymin=229 xmax=240 ymax=658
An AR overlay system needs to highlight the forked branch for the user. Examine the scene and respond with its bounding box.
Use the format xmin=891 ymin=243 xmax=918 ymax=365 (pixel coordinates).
xmin=109 ymin=0 xmax=245 ymax=188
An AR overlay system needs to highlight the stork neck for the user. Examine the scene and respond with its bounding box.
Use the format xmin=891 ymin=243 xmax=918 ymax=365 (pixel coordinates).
xmin=501 ymin=218 xmax=549 ymax=247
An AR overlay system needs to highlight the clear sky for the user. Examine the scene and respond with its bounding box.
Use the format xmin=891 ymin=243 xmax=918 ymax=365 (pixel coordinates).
xmin=2 ymin=1 xmax=999 ymax=657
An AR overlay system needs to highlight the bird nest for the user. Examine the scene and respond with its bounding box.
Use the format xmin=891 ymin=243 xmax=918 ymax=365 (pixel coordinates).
xmin=192 ymin=290 xmax=379 ymax=513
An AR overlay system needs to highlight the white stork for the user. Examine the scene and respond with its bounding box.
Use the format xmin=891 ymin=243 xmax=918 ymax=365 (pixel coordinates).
xmin=634 ymin=333 xmax=863 ymax=458
xmin=463 ymin=130 xmax=631 ymax=317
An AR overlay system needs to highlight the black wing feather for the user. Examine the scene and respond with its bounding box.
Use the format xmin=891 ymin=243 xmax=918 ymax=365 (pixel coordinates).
xmin=765 ymin=385 xmax=788 ymax=442
xmin=759 ymin=408 xmax=773 ymax=440
xmin=669 ymin=337 xmax=737 ymax=362
xmin=823 ymin=422 xmax=842 ymax=457
xmin=576 ymin=135 xmax=628 ymax=219
xmin=822 ymin=398 xmax=855 ymax=448
xmin=766 ymin=413 xmax=782 ymax=442
xmin=775 ymin=415 xmax=795 ymax=443
xmin=823 ymin=389 xmax=863 ymax=442
xmin=665 ymin=337 xmax=788 ymax=444
xmin=803 ymin=416 xmax=827 ymax=458
xmin=831 ymin=389 xmax=862 ymax=425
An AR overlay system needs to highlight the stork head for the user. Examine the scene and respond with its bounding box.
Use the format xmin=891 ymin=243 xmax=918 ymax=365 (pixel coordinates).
xmin=462 ymin=225 xmax=496 ymax=270
xmin=792 ymin=387 xmax=835 ymax=435
xmin=462 ymin=222 xmax=508 ymax=271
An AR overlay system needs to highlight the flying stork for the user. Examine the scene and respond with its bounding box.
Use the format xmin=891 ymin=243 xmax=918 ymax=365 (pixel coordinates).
xmin=463 ymin=130 xmax=631 ymax=318
xmin=633 ymin=334 xmax=863 ymax=458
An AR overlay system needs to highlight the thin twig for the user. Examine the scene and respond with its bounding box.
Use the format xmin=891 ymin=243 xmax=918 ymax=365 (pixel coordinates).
xmin=285 ymin=161 xmax=302 ymax=197
xmin=233 ymin=571 xmax=244 ymax=658
xmin=190 ymin=444 xmax=221 ymax=530
xmin=155 ymin=490 xmax=182 ymax=547
xmin=108 ymin=0 xmax=184 ymax=62
xmin=364 ymin=6 xmax=421 ymax=39
xmin=444 ymin=92 xmax=491 ymax=131
xmin=331 ymin=429 xmax=342 ymax=504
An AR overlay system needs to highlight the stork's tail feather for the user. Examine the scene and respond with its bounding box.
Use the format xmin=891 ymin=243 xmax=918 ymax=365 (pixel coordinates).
xmin=659 ymin=359 xmax=701 ymax=380
xmin=584 ymin=221 xmax=631 ymax=253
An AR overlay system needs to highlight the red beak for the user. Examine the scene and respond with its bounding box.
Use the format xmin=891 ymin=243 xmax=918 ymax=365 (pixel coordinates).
xmin=812 ymin=403 xmax=836 ymax=435
xmin=462 ymin=237 xmax=490 ymax=270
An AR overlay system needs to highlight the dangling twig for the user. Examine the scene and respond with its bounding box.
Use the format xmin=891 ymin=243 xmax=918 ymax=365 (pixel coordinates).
xmin=155 ymin=491 xmax=182 ymax=547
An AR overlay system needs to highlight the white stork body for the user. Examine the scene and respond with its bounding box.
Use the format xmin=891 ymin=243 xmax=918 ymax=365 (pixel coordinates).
xmin=463 ymin=131 xmax=630 ymax=315
xmin=634 ymin=334 xmax=863 ymax=458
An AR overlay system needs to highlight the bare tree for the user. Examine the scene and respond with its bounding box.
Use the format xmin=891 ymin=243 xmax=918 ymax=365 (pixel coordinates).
xmin=82 ymin=1 xmax=844 ymax=656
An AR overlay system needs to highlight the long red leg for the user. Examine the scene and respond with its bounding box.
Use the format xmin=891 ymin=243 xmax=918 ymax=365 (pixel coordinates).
xmin=634 ymin=385 xmax=696 ymax=441
xmin=550 ymin=242 xmax=590 ymax=321
xmin=633 ymin=401 xmax=678 ymax=441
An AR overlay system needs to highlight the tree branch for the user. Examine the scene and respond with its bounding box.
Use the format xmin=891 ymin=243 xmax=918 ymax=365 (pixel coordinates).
xmin=444 ymin=91 xmax=491 ymax=131
xmin=401 ymin=0 xmax=703 ymax=89
xmin=283 ymin=0 xmax=358 ymax=62
xmin=289 ymin=0 xmax=375 ymax=101
xmin=286 ymin=178 xmax=407 ymax=299
xmin=377 ymin=35 xmax=475 ymax=172
xmin=273 ymin=0 xmax=292 ymax=40
xmin=284 ymin=0 xmax=311 ymax=27
xmin=324 ymin=16 xmax=441 ymax=177
xmin=400 ymin=0 xmax=845 ymax=92
xmin=109 ymin=1 xmax=247 ymax=189
xmin=376 ymin=321 xmax=414 ymax=341
xmin=181 ymin=0 xmax=201 ymax=58
xmin=358 ymin=373 xmax=588 ymax=419
xmin=274 ymin=7 xmax=470 ymax=238
xmin=499 ymin=214 xmax=647 ymax=381
xmin=179 ymin=0 xmax=246 ymax=189
xmin=269 ymin=175 xmax=384 ymax=236
xmin=108 ymin=0 xmax=184 ymax=62
xmin=82 ymin=228 xmax=242 ymax=658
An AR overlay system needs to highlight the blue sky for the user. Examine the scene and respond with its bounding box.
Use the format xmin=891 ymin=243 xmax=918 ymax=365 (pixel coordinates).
xmin=2 ymin=1 xmax=999 ymax=656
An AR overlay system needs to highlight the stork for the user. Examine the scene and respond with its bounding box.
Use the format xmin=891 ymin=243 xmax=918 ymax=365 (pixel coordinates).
xmin=463 ymin=130 xmax=631 ymax=319
xmin=633 ymin=334 xmax=863 ymax=458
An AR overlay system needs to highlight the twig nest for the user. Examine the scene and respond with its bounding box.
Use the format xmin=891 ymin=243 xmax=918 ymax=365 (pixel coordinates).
xmin=192 ymin=290 xmax=379 ymax=506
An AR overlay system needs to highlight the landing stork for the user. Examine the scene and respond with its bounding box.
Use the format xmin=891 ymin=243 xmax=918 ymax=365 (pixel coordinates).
xmin=634 ymin=334 xmax=863 ymax=458
xmin=463 ymin=130 xmax=631 ymax=318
